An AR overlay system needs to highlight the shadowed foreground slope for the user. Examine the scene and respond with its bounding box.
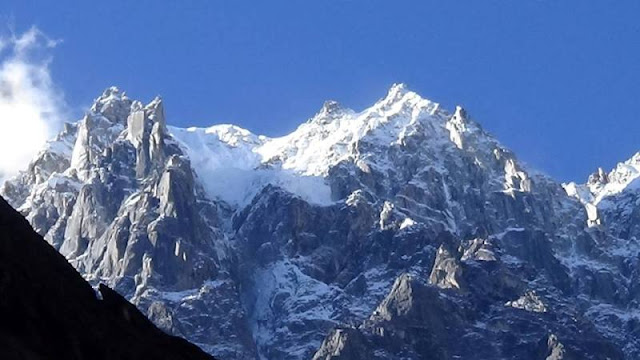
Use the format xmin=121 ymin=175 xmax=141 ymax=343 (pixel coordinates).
xmin=0 ymin=195 xmax=214 ymax=360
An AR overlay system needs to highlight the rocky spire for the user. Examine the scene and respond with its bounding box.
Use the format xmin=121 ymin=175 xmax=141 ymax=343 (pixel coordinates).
xmin=446 ymin=105 xmax=469 ymax=149
xmin=90 ymin=86 xmax=133 ymax=125
xmin=587 ymin=167 xmax=609 ymax=186
xmin=127 ymin=97 xmax=167 ymax=178
xmin=429 ymin=244 xmax=464 ymax=290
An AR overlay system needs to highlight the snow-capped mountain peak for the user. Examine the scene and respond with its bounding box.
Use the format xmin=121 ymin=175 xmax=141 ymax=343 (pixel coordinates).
xmin=372 ymin=82 xmax=437 ymax=114
xmin=607 ymin=152 xmax=640 ymax=189
xmin=89 ymin=86 xmax=132 ymax=123
xmin=564 ymin=151 xmax=640 ymax=227
xmin=313 ymin=100 xmax=347 ymax=122
xmin=7 ymin=85 xmax=640 ymax=359
xmin=565 ymin=152 xmax=640 ymax=205
xmin=168 ymin=84 xmax=534 ymax=208
xmin=167 ymin=84 xmax=448 ymax=205
xmin=383 ymin=82 xmax=411 ymax=103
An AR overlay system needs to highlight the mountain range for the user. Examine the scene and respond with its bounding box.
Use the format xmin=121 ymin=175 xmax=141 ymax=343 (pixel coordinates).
xmin=2 ymin=84 xmax=640 ymax=359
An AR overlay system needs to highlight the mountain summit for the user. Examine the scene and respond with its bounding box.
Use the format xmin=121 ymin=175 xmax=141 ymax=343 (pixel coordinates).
xmin=1 ymin=85 xmax=638 ymax=359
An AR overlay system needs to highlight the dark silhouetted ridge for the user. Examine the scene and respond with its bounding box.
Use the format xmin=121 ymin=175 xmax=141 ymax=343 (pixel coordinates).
xmin=0 ymin=195 xmax=214 ymax=360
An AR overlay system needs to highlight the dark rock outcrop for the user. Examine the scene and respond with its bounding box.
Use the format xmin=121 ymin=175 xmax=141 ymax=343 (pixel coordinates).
xmin=0 ymin=195 xmax=214 ymax=360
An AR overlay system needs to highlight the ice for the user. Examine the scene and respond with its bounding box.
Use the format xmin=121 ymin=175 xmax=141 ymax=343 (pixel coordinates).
xmin=169 ymin=125 xmax=334 ymax=207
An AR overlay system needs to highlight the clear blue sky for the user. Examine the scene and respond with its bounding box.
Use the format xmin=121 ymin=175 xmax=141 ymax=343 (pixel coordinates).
xmin=3 ymin=1 xmax=639 ymax=182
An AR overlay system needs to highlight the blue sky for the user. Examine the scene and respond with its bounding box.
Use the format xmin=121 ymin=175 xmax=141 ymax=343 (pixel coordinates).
xmin=2 ymin=1 xmax=639 ymax=182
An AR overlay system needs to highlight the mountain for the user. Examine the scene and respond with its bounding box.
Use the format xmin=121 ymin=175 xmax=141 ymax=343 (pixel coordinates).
xmin=0 ymin=194 xmax=213 ymax=359
xmin=1 ymin=84 xmax=638 ymax=359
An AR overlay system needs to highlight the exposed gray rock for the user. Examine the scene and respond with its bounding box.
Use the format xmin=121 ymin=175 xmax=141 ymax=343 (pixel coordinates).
xmin=505 ymin=290 xmax=548 ymax=313
xmin=541 ymin=334 xmax=569 ymax=360
xmin=461 ymin=237 xmax=497 ymax=262
xmin=311 ymin=328 xmax=372 ymax=360
xmin=429 ymin=244 xmax=463 ymax=289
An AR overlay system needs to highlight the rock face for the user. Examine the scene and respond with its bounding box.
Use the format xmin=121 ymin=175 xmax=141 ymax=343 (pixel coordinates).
xmin=0 ymin=195 xmax=213 ymax=360
xmin=428 ymin=244 xmax=463 ymax=289
xmin=2 ymin=84 xmax=640 ymax=359
xmin=1 ymin=87 xmax=255 ymax=359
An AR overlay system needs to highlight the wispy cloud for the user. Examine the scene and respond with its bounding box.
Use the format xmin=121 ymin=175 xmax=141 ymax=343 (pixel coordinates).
xmin=0 ymin=26 xmax=66 ymax=182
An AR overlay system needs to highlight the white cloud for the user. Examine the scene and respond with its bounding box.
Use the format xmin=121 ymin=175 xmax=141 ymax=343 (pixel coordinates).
xmin=0 ymin=26 xmax=66 ymax=182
